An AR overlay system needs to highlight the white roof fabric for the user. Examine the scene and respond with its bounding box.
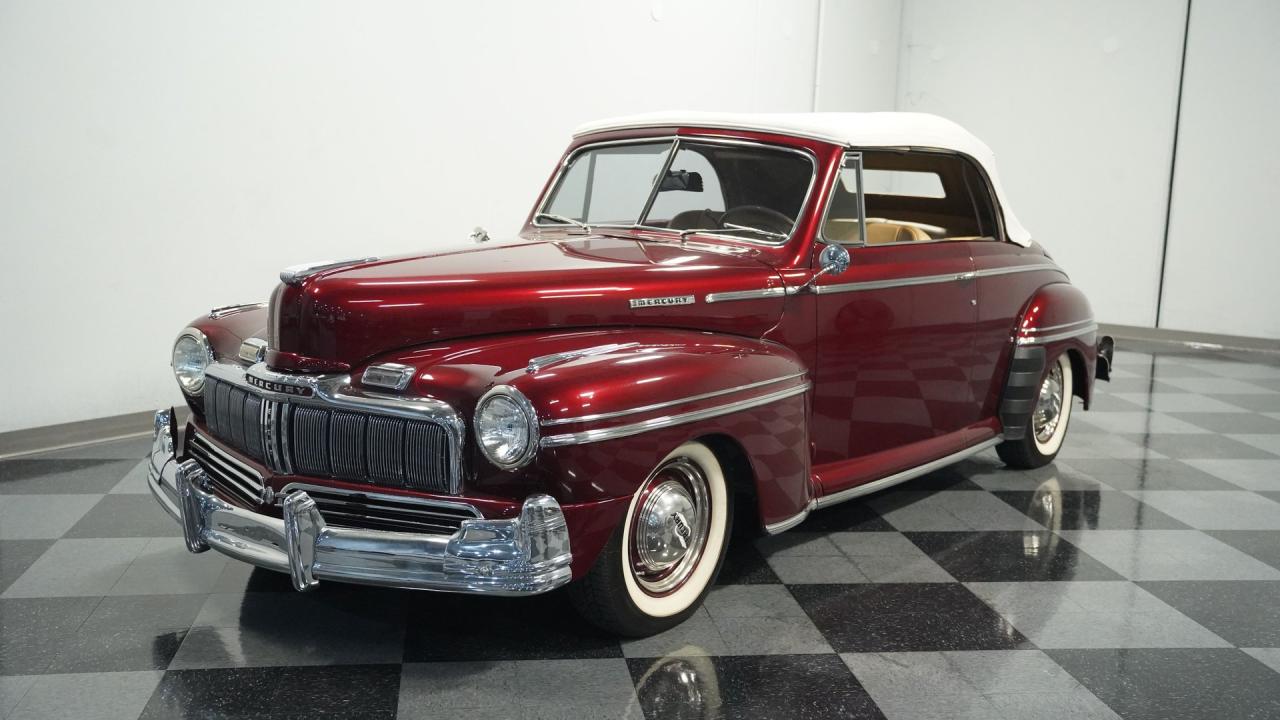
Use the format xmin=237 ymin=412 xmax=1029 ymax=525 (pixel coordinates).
xmin=574 ymin=111 xmax=1032 ymax=246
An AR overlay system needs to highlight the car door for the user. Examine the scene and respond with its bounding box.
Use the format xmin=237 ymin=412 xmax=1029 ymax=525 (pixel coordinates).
xmin=810 ymin=152 xmax=981 ymax=468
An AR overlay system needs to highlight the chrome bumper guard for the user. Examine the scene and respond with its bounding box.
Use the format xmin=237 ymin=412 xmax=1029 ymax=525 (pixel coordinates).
xmin=147 ymin=409 xmax=572 ymax=595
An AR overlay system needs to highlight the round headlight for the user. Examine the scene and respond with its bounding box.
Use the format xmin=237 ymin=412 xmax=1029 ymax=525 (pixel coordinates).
xmin=474 ymin=386 xmax=538 ymax=470
xmin=172 ymin=328 xmax=212 ymax=395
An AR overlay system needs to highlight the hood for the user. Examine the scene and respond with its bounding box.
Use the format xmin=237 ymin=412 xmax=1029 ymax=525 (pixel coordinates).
xmin=268 ymin=235 xmax=787 ymax=368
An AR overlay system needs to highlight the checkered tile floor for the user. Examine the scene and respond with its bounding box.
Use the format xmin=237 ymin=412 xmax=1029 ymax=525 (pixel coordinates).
xmin=4 ymin=343 xmax=1280 ymax=719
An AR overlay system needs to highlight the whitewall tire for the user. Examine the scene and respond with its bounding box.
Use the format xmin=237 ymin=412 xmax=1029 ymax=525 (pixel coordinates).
xmin=570 ymin=441 xmax=733 ymax=636
xmin=997 ymin=352 xmax=1074 ymax=469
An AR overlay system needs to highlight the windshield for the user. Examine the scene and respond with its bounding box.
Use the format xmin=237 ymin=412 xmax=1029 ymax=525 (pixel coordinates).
xmin=538 ymin=138 xmax=815 ymax=243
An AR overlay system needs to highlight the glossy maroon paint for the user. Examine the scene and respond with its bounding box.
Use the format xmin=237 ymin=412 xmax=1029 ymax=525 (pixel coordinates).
xmin=182 ymin=124 xmax=1102 ymax=580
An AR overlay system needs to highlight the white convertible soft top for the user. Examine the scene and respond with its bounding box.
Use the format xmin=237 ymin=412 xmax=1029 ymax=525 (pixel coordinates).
xmin=574 ymin=111 xmax=1032 ymax=247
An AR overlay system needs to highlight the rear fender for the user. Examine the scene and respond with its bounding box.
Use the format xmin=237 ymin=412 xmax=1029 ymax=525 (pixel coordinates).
xmin=1001 ymin=284 xmax=1100 ymax=436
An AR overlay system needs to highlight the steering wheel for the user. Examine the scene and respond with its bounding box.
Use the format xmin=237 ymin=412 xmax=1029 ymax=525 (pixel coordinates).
xmin=720 ymin=205 xmax=794 ymax=235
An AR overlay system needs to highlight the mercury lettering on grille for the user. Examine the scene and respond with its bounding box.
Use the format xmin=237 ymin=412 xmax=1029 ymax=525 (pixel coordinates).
xmin=629 ymin=295 xmax=695 ymax=309
xmin=202 ymin=375 xmax=454 ymax=494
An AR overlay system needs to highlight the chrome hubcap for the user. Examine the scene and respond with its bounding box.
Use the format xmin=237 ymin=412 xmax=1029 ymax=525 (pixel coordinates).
xmin=631 ymin=458 xmax=710 ymax=596
xmin=1033 ymin=362 xmax=1065 ymax=444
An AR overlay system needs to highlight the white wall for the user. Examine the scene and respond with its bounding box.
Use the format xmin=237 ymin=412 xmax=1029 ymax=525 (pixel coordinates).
xmin=1158 ymin=0 xmax=1280 ymax=339
xmin=894 ymin=0 xmax=1187 ymax=328
xmin=814 ymin=0 xmax=902 ymax=112
xmin=0 ymin=0 xmax=848 ymax=433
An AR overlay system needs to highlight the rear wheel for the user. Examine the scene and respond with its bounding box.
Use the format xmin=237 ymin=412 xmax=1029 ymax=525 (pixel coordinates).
xmin=997 ymin=352 xmax=1074 ymax=469
xmin=569 ymin=441 xmax=732 ymax=637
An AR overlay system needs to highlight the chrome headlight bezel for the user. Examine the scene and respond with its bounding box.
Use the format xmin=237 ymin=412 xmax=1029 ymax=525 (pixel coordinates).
xmin=474 ymin=385 xmax=539 ymax=470
xmin=171 ymin=327 xmax=214 ymax=396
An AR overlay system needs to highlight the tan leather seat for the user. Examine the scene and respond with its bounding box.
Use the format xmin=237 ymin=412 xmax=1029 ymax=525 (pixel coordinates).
xmin=825 ymin=219 xmax=931 ymax=245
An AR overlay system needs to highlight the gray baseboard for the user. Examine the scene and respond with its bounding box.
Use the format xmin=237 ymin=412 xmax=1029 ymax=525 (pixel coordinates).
xmin=1100 ymin=323 xmax=1280 ymax=354
xmin=0 ymin=407 xmax=189 ymax=459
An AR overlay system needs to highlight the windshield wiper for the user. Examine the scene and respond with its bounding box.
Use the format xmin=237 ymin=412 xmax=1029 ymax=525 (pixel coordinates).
xmin=678 ymin=222 xmax=788 ymax=241
xmin=534 ymin=212 xmax=591 ymax=233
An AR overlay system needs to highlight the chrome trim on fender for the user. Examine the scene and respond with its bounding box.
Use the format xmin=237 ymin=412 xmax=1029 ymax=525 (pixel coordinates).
xmin=1019 ymin=318 xmax=1095 ymax=335
xmin=976 ymin=264 xmax=1065 ymax=279
xmin=280 ymin=257 xmax=379 ymax=286
xmin=527 ymin=343 xmax=639 ymax=374
xmin=539 ymin=381 xmax=811 ymax=447
xmin=814 ymin=437 xmax=1002 ymax=509
xmin=541 ymin=372 xmax=809 ymax=427
xmin=763 ymin=500 xmax=816 ymax=535
xmin=1016 ymin=323 xmax=1099 ymax=346
xmin=704 ymin=287 xmax=789 ymax=304
xmin=209 ymin=302 xmax=268 ymax=319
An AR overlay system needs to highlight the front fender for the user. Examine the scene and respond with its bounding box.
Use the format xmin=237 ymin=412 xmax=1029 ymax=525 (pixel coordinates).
xmin=369 ymin=327 xmax=813 ymax=527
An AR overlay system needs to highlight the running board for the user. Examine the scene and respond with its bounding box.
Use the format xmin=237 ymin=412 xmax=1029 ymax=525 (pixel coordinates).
xmin=764 ymin=436 xmax=1002 ymax=534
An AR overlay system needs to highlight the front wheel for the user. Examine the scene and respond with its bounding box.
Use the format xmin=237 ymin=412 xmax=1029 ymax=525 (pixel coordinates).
xmin=997 ymin=352 xmax=1074 ymax=469
xmin=569 ymin=441 xmax=732 ymax=637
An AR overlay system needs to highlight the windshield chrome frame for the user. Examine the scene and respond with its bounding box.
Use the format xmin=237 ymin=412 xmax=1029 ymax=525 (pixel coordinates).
xmin=532 ymin=135 xmax=818 ymax=247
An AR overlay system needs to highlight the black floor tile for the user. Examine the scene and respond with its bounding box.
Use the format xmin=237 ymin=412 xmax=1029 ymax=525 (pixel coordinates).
xmin=905 ymin=531 xmax=1125 ymax=582
xmin=1139 ymin=581 xmax=1280 ymax=647
xmin=65 ymin=494 xmax=185 ymax=538
xmin=140 ymin=665 xmax=400 ymax=719
xmin=1066 ymin=458 xmax=1245 ymax=490
xmin=0 ymin=596 xmax=101 ymax=674
xmin=0 ymin=457 xmax=138 ymax=493
xmin=1207 ymin=530 xmax=1280 ymax=570
xmin=628 ymin=654 xmax=885 ymax=720
xmin=992 ymin=490 xmax=1191 ymax=530
xmin=1049 ymin=648 xmax=1280 ymax=720
xmin=402 ymin=590 xmax=621 ymax=661
xmin=717 ymin=541 xmax=781 ymax=584
xmin=789 ymin=583 xmax=1031 ymax=652
xmin=1120 ymin=433 xmax=1279 ymax=460
xmin=0 ymin=539 xmax=53 ymax=593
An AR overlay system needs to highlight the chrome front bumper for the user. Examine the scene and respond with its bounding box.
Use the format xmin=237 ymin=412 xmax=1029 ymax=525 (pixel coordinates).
xmin=147 ymin=409 xmax=572 ymax=595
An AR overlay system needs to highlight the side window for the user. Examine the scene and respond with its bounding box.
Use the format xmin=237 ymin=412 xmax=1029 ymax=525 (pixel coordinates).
xmin=543 ymin=142 xmax=672 ymax=225
xmin=645 ymin=147 xmax=725 ymax=223
xmin=823 ymin=150 xmax=1001 ymax=245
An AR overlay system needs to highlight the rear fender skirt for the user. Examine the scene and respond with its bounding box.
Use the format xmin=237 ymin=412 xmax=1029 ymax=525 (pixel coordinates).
xmin=1000 ymin=346 xmax=1047 ymax=440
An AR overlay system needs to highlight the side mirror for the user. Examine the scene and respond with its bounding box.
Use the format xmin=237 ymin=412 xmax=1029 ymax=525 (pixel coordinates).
xmin=819 ymin=242 xmax=850 ymax=276
xmin=797 ymin=242 xmax=851 ymax=294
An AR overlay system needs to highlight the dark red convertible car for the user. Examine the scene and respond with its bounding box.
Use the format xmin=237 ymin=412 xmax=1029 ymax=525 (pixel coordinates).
xmin=150 ymin=112 xmax=1112 ymax=635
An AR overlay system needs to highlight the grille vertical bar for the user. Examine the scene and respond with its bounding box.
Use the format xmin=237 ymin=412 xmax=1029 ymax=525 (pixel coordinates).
xmin=329 ymin=412 xmax=367 ymax=479
xmin=291 ymin=407 xmax=331 ymax=476
xmin=367 ymin=416 xmax=406 ymax=484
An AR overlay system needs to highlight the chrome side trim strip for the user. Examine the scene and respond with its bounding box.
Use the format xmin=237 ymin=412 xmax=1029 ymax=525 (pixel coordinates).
xmin=814 ymin=437 xmax=1002 ymax=510
xmin=1020 ymin=318 xmax=1096 ymax=334
xmin=526 ymin=342 xmax=639 ymax=373
xmin=540 ymin=382 xmax=811 ymax=447
xmin=704 ymin=287 xmax=789 ymax=304
xmin=976 ymin=264 xmax=1064 ymax=279
xmin=763 ymin=500 xmax=816 ymax=535
xmin=815 ymin=271 xmax=963 ymax=294
xmin=1016 ymin=324 xmax=1099 ymax=346
xmin=541 ymin=372 xmax=809 ymax=427
xmin=813 ymin=263 xmax=1063 ymax=296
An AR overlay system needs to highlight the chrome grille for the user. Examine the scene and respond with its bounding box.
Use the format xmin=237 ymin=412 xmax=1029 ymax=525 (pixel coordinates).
xmin=282 ymin=484 xmax=479 ymax=536
xmin=203 ymin=375 xmax=456 ymax=493
xmin=187 ymin=430 xmax=266 ymax=507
